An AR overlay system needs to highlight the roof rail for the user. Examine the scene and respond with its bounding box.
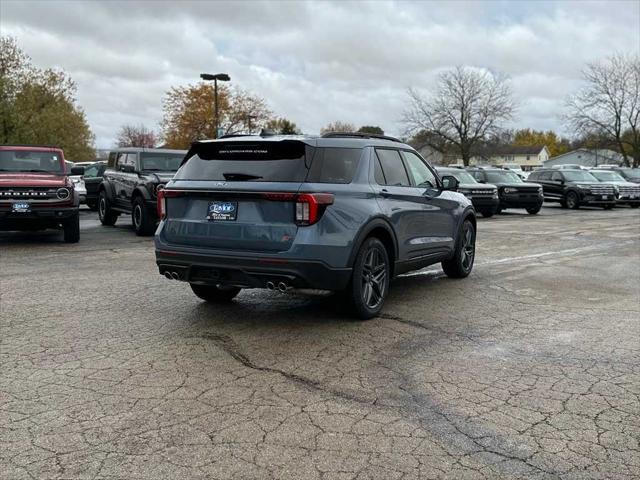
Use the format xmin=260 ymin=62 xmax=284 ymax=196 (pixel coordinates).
xmin=217 ymin=133 xmax=252 ymax=139
xmin=321 ymin=132 xmax=402 ymax=143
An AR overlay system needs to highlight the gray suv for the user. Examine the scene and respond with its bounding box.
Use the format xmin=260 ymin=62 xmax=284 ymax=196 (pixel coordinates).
xmin=155 ymin=133 xmax=476 ymax=319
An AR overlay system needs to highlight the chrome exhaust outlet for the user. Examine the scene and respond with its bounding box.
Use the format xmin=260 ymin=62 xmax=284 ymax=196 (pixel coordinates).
xmin=278 ymin=281 xmax=290 ymax=292
xmin=266 ymin=281 xmax=275 ymax=290
xmin=171 ymin=271 xmax=180 ymax=280
xmin=164 ymin=271 xmax=173 ymax=279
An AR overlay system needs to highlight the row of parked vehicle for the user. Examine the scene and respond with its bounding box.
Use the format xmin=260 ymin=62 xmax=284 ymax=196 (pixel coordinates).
xmin=433 ymin=164 xmax=640 ymax=217
xmin=1 ymin=135 xmax=638 ymax=319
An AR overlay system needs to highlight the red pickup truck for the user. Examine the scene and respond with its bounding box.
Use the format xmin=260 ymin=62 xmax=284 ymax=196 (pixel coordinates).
xmin=0 ymin=145 xmax=81 ymax=242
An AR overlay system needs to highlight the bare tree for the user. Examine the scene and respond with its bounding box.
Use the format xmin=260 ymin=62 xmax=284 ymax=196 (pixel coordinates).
xmin=566 ymin=54 xmax=640 ymax=167
xmin=320 ymin=121 xmax=356 ymax=135
xmin=403 ymin=66 xmax=516 ymax=166
xmin=116 ymin=124 xmax=157 ymax=148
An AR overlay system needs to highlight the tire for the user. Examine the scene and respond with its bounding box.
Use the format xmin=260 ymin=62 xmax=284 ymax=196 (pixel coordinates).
xmin=98 ymin=190 xmax=118 ymax=226
xmin=603 ymin=204 xmax=614 ymax=210
xmin=565 ymin=191 xmax=579 ymax=210
xmin=526 ymin=205 xmax=542 ymax=215
xmin=479 ymin=209 xmax=494 ymax=218
xmin=496 ymin=207 xmax=503 ymax=214
xmin=347 ymin=237 xmax=390 ymax=320
xmin=442 ymin=219 xmax=475 ymax=279
xmin=190 ymin=283 xmax=241 ymax=303
xmin=132 ymin=196 xmax=156 ymax=236
xmin=63 ymin=213 xmax=80 ymax=243
xmin=630 ymin=204 xmax=640 ymax=209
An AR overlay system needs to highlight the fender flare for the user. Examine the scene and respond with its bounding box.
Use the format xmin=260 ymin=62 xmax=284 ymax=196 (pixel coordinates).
xmin=132 ymin=186 xmax=153 ymax=202
xmin=347 ymin=217 xmax=399 ymax=269
xmin=98 ymin=180 xmax=115 ymax=203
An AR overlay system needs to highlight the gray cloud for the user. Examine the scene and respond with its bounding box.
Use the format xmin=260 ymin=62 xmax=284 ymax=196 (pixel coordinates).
xmin=2 ymin=0 xmax=638 ymax=148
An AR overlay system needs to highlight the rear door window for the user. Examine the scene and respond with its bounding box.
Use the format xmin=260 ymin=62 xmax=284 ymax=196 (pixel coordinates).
xmin=175 ymin=141 xmax=311 ymax=182
xmin=306 ymin=147 xmax=361 ymax=184
xmin=375 ymin=149 xmax=410 ymax=186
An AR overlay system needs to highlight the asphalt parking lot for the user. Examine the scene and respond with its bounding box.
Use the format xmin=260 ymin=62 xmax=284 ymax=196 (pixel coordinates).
xmin=1 ymin=206 xmax=639 ymax=480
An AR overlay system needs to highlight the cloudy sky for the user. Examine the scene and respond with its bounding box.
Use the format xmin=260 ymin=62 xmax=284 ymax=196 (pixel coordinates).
xmin=2 ymin=0 xmax=639 ymax=148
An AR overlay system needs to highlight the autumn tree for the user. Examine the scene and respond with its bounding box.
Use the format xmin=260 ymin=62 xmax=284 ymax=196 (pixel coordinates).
xmin=161 ymin=83 xmax=272 ymax=149
xmin=265 ymin=117 xmax=300 ymax=134
xmin=512 ymin=129 xmax=570 ymax=157
xmin=358 ymin=126 xmax=384 ymax=135
xmin=116 ymin=124 xmax=157 ymax=148
xmin=0 ymin=36 xmax=95 ymax=160
xmin=403 ymin=66 xmax=516 ymax=166
xmin=320 ymin=121 xmax=356 ymax=135
xmin=566 ymin=54 xmax=640 ymax=167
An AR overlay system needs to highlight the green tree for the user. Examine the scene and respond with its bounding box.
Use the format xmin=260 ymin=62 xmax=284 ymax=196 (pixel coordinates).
xmin=0 ymin=36 xmax=95 ymax=160
xmin=358 ymin=125 xmax=384 ymax=135
xmin=265 ymin=117 xmax=300 ymax=134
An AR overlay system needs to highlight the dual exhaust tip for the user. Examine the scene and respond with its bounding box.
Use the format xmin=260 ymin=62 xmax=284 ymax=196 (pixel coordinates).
xmin=266 ymin=281 xmax=291 ymax=292
xmin=164 ymin=272 xmax=289 ymax=291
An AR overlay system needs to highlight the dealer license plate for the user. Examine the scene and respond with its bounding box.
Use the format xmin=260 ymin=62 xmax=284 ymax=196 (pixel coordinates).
xmin=12 ymin=202 xmax=30 ymax=213
xmin=206 ymin=201 xmax=238 ymax=221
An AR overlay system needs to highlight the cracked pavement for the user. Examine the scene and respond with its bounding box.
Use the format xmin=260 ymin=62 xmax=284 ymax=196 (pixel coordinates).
xmin=1 ymin=206 xmax=639 ymax=479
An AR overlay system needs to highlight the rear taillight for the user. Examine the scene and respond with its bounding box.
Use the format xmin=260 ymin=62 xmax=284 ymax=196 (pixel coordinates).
xmin=157 ymin=189 xmax=183 ymax=220
xmin=260 ymin=192 xmax=334 ymax=226
xmin=295 ymin=193 xmax=334 ymax=225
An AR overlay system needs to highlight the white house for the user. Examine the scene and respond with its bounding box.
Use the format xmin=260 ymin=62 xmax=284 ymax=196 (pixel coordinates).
xmin=441 ymin=146 xmax=549 ymax=168
xmin=544 ymin=149 xmax=624 ymax=168
xmin=483 ymin=145 xmax=550 ymax=170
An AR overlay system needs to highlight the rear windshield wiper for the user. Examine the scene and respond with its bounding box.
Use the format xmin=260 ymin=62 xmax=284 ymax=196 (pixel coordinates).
xmin=222 ymin=172 xmax=263 ymax=181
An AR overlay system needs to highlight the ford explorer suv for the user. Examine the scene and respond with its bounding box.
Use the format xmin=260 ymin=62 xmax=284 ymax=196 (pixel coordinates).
xmin=589 ymin=169 xmax=640 ymax=208
xmin=436 ymin=167 xmax=499 ymax=217
xmin=592 ymin=166 xmax=640 ymax=184
xmin=155 ymin=132 xmax=476 ymax=319
xmin=527 ymin=168 xmax=617 ymax=209
xmin=0 ymin=145 xmax=82 ymax=242
xmin=467 ymin=167 xmax=544 ymax=214
xmin=98 ymin=148 xmax=186 ymax=235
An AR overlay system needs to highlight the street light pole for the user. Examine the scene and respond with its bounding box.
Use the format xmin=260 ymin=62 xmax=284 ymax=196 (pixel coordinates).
xmin=200 ymin=73 xmax=230 ymax=139
xmin=214 ymin=78 xmax=219 ymax=139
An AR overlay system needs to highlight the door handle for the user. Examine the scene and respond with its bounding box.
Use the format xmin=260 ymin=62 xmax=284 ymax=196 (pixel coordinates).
xmin=380 ymin=189 xmax=390 ymax=198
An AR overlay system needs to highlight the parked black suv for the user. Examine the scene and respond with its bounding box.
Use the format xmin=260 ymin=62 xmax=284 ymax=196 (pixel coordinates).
xmin=98 ymin=148 xmax=186 ymax=235
xmin=155 ymin=132 xmax=477 ymax=319
xmin=436 ymin=167 xmax=499 ymax=217
xmin=528 ymin=168 xmax=617 ymax=209
xmin=467 ymin=167 xmax=543 ymax=214
xmin=82 ymin=161 xmax=106 ymax=211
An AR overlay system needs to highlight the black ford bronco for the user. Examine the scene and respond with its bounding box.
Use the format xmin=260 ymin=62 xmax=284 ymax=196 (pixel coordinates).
xmin=98 ymin=148 xmax=186 ymax=235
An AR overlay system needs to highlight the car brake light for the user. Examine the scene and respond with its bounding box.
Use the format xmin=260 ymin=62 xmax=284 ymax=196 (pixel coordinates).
xmin=157 ymin=189 xmax=183 ymax=219
xmin=295 ymin=193 xmax=334 ymax=225
xmin=260 ymin=192 xmax=334 ymax=226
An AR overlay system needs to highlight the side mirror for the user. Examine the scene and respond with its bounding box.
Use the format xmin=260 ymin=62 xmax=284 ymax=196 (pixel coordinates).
xmin=121 ymin=164 xmax=135 ymax=173
xmin=441 ymin=175 xmax=459 ymax=191
xmin=70 ymin=166 xmax=85 ymax=176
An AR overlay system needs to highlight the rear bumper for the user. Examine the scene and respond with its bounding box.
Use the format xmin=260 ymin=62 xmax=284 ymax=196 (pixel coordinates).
xmin=0 ymin=207 xmax=78 ymax=231
xmin=155 ymin=248 xmax=352 ymax=291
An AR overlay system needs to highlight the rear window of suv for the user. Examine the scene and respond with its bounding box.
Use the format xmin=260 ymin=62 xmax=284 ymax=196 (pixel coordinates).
xmin=176 ymin=141 xmax=311 ymax=182
xmin=175 ymin=142 xmax=362 ymax=184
